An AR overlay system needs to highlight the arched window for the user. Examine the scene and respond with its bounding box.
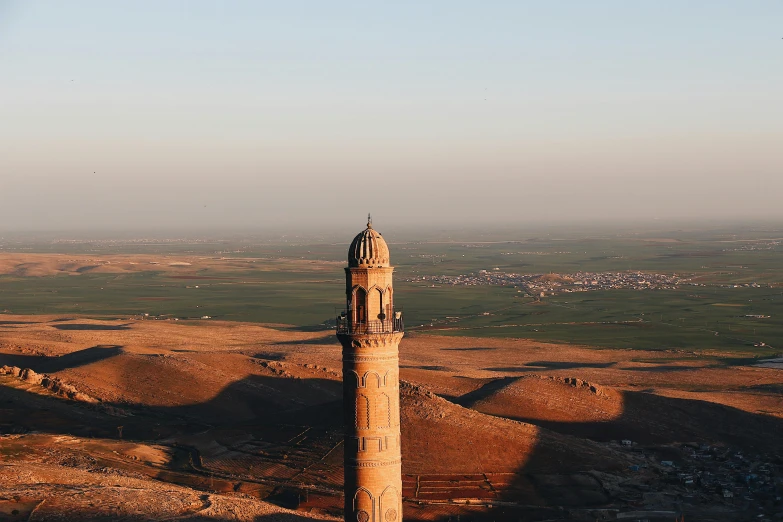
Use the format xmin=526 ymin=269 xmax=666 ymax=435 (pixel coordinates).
xmin=379 ymin=486 xmax=399 ymax=522
xmin=385 ymin=286 xmax=393 ymax=322
xmin=353 ymin=488 xmax=374 ymax=522
xmin=364 ymin=371 xmax=381 ymax=388
xmin=356 ymin=393 xmax=370 ymax=429
xmin=353 ymin=287 xmax=367 ymax=325
xmin=377 ymin=392 xmax=391 ymax=428
xmin=347 ymin=370 xmax=361 ymax=389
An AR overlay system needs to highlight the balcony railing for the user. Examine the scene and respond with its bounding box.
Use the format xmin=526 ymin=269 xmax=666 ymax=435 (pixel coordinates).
xmin=336 ymin=314 xmax=404 ymax=335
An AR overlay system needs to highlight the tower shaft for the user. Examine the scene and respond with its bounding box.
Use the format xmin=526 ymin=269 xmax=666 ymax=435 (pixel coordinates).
xmin=337 ymin=223 xmax=403 ymax=522
xmin=339 ymin=330 xmax=402 ymax=522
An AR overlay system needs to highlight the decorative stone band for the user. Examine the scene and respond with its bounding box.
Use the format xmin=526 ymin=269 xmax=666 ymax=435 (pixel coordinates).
xmin=346 ymin=458 xmax=402 ymax=468
xmin=338 ymin=333 xmax=404 ymax=350
xmin=343 ymin=353 xmax=399 ymax=363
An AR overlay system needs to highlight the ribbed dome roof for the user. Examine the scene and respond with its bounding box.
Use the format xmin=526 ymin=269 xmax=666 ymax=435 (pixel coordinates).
xmin=348 ymin=219 xmax=390 ymax=268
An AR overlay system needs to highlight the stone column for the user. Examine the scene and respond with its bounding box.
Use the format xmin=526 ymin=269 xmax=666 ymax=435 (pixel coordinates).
xmin=338 ymin=331 xmax=403 ymax=522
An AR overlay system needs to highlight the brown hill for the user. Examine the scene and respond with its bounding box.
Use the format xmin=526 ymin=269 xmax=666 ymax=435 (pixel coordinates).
xmin=533 ymin=273 xmax=573 ymax=283
xmin=2 ymin=314 xmax=783 ymax=521
xmin=457 ymin=375 xmax=623 ymax=425
xmin=401 ymin=380 xmax=628 ymax=475
xmin=457 ymin=374 xmax=783 ymax=452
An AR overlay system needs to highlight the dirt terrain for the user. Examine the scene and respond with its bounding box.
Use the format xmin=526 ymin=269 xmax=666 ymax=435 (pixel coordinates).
xmin=0 ymin=254 xmax=339 ymax=277
xmin=1 ymin=315 xmax=782 ymax=521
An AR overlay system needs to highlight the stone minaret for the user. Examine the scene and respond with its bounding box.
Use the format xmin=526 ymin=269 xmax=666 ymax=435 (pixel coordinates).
xmin=337 ymin=216 xmax=404 ymax=522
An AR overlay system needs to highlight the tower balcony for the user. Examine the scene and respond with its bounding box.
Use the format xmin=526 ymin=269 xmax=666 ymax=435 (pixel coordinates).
xmin=336 ymin=312 xmax=404 ymax=335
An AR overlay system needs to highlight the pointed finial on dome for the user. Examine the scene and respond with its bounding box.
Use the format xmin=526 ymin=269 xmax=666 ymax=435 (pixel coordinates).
xmin=348 ymin=216 xmax=389 ymax=267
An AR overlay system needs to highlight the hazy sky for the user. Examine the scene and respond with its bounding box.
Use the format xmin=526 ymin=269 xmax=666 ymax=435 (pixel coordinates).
xmin=1 ymin=1 xmax=782 ymax=231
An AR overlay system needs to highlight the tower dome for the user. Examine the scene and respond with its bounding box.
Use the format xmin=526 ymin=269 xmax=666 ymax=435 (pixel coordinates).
xmin=348 ymin=216 xmax=390 ymax=268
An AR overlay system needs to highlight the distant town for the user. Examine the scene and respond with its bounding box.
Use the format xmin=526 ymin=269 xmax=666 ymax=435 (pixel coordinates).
xmin=405 ymin=270 xmax=772 ymax=297
xmin=613 ymin=440 xmax=782 ymax=519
